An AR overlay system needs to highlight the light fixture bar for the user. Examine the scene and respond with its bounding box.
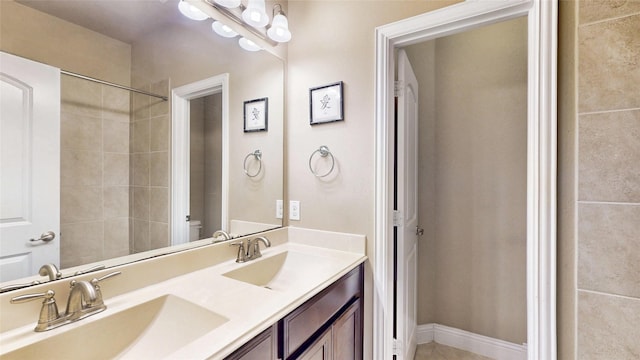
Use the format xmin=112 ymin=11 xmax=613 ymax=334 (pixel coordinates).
xmin=202 ymin=0 xmax=277 ymax=47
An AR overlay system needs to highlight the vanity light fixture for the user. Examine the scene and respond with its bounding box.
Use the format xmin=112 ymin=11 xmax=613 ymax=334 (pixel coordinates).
xmin=212 ymin=21 xmax=238 ymax=38
xmin=238 ymin=37 xmax=261 ymax=52
xmin=267 ymin=4 xmax=291 ymax=43
xmin=242 ymin=0 xmax=269 ymax=28
xmin=178 ymin=0 xmax=209 ymax=21
xmin=178 ymin=0 xmax=291 ymax=51
xmin=213 ymin=0 xmax=241 ymax=8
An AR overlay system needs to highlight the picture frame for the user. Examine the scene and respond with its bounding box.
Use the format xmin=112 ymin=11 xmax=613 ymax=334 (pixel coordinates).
xmin=309 ymin=81 xmax=344 ymax=125
xmin=243 ymin=97 xmax=268 ymax=132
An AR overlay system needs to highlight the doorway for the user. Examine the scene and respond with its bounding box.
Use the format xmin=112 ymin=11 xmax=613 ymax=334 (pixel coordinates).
xmin=375 ymin=1 xmax=557 ymax=359
xmin=171 ymin=74 xmax=229 ymax=245
xmin=394 ymin=16 xmax=529 ymax=360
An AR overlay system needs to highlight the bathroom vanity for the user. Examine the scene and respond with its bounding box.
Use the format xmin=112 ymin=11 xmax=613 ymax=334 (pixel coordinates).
xmin=227 ymin=265 xmax=363 ymax=359
xmin=0 ymin=227 xmax=366 ymax=359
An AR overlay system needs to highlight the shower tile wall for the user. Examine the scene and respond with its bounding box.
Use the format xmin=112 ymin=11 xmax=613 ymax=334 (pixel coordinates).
xmin=576 ymin=3 xmax=640 ymax=359
xmin=60 ymin=76 xmax=131 ymax=268
xmin=130 ymin=80 xmax=170 ymax=253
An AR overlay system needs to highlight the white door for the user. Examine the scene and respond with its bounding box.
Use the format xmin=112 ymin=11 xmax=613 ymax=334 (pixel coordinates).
xmin=395 ymin=49 xmax=419 ymax=360
xmin=0 ymin=52 xmax=60 ymax=282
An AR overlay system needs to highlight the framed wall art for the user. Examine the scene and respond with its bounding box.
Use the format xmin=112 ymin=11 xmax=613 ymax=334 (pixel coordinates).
xmin=244 ymin=97 xmax=268 ymax=132
xmin=309 ymin=81 xmax=343 ymax=125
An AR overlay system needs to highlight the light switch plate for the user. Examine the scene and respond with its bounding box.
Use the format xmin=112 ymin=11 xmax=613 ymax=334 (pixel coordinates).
xmin=276 ymin=200 xmax=283 ymax=219
xmin=289 ymin=200 xmax=300 ymax=221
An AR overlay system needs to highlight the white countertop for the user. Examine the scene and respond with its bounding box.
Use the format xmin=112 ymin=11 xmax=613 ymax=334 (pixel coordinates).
xmin=0 ymin=227 xmax=367 ymax=359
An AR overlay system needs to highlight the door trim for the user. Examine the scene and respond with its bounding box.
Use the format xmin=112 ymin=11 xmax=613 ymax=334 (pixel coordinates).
xmin=171 ymin=74 xmax=229 ymax=245
xmin=373 ymin=1 xmax=557 ymax=359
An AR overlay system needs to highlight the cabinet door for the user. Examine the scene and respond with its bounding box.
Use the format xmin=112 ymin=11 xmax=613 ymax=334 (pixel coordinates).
xmin=225 ymin=325 xmax=278 ymax=360
xmin=332 ymin=300 xmax=362 ymax=360
xmin=298 ymin=329 xmax=332 ymax=360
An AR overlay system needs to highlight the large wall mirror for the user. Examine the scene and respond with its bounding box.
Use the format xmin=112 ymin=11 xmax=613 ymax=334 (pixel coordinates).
xmin=0 ymin=0 xmax=284 ymax=289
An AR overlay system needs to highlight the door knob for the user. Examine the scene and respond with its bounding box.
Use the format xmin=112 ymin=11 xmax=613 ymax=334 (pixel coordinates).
xmin=30 ymin=231 xmax=56 ymax=243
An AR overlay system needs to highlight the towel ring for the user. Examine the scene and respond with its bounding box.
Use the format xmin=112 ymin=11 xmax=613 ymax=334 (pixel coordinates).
xmin=309 ymin=145 xmax=335 ymax=178
xmin=243 ymin=150 xmax=262 ymax=177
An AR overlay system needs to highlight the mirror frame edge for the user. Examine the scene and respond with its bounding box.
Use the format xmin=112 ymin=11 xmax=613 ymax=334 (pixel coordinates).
xmin=373 ymin=0 xmax=558 ymax=359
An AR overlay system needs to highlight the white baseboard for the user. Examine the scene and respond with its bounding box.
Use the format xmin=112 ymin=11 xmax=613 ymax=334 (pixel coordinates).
xmin=417 ymin=324 xmax=527 ymax=360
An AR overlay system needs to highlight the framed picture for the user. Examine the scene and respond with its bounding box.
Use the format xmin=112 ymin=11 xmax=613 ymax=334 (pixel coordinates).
xmin=243 ymin=97 xmax=268 ymax=132
xmin=309 ymin=81 xmax=344 ymax=125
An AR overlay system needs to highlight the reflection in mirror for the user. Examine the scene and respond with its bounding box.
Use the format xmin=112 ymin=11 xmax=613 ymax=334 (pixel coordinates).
xmin=0 ymin=0 xmax=284 ymax=288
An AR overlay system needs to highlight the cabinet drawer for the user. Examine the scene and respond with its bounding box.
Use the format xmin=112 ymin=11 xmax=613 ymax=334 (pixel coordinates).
xmin=225 ymin=325 xmax=278 ymax=360
xmin=282 ymin=266 xmax=362 ymax=358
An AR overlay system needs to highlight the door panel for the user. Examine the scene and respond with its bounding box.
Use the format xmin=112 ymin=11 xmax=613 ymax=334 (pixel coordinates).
xmin=0 ymin=52 xmax=60 ymax=282
xmin=395 ymin=49 xmax=419 ymax=360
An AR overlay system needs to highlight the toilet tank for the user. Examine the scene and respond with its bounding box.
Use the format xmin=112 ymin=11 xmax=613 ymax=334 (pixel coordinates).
xmin=189 ymin=220 xmax=202 ymax=242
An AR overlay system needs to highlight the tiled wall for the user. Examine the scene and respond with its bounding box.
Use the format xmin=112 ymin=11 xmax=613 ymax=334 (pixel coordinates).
xmin=60 ymin=76 xmax=131 ymax=268
xmin=576 ymin=2 xmax=640 ymax=359
xmin=130 ymin=80 xmax=170 ymax=253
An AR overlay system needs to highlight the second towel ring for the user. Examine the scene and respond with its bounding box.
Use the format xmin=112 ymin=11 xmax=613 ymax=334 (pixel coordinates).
xmin=243 ymin=150 xmax=262 ymax=177
xmin=309 ymin=145 xmax=335 ymax=178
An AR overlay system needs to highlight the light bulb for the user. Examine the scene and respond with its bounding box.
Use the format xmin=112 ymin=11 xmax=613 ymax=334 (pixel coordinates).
xmin=239 ymin=37 xmax=261 ymax=52
xmin=212 ymin=21 xmax=238 ymax=38
xmin=242 ymin=0 xmax=269 ymax=28
xmin=213 ymin=0 xmax=241 ymax=8
xmin=267 ymin=13 xmax=291 ymax=42
xmin=178 ymin=0 xmax=208 ymax=21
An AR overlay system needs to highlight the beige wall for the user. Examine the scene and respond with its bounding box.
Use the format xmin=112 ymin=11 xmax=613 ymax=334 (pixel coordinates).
xmin=574 ymin=2 xmax=640 ymax=359
xmin=130 ymin=22 xmax=284 ymax=232
xmin=0 ymin=0 xmax=131 ymax=85
xmin=286 ymin=1 xmax=460 ymax=358
xmin=405 ymin=16 xmax=528 ymax=344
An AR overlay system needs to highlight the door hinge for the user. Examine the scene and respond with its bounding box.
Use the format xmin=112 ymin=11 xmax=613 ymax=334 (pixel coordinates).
xmin=394 ymin=80 xmax=403 ymax=97
xmin=393 ymin=210 xmax=403 ymax=227
xmin=393 ymin=338 xmax=402 ymax=356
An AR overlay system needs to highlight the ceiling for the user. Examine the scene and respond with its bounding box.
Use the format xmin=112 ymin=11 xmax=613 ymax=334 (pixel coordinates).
xmin=16 ymin=0 xmax=192 ymax=44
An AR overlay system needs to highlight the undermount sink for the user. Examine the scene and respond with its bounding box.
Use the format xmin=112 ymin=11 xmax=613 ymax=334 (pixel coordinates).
xmin=222 ymin=251 xmax=333 ymax=291
xmin=3 ymin=295 xmax=228 ymax=360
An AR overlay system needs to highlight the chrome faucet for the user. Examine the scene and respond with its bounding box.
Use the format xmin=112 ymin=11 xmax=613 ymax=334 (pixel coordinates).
xmin=65 ymin=280 xmax=100 ymax=321
xmin=39 ymin=263 xmax=62 ymax=281
xmin=247 ymin=236 xmax=271 ymax=260
xmin=212 ymin=229 xmax=231 ymax=243
xmin=229 ymin=236 xmax=271 ymax=263
xmin=10 ymin=271 xmax=121 ymax=332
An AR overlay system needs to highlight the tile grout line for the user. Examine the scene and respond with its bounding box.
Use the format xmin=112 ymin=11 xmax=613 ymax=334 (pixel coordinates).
xmin=578 ymin=107 xmax=640 ymax=116
xmin=578 ymin=11 xmax=640 ymax=27
xmin=577 ymin=200 xmax=640 ymax=206
xmin=578 ymin=289 xmax=640 ymax=302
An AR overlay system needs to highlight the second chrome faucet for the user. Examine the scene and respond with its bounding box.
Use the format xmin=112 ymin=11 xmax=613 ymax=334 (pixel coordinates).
xmin=230 ymin=236 xmax=271 ymax=263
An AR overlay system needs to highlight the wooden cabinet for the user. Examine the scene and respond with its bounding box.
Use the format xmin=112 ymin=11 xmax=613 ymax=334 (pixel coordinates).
xmin=224 ymin=325 xmax=278 ymax=360
xmin=298 ymin=329 xmax=332 ymax=360
xmin=299 ymin=299 xmax=362 ymax=360
xmin=331 ymin=300 xmax=362 ymax=359
xmin=282 ymin=265 xmax=363 ymax=360
xmin=226 ymin=264 xmax=363 ymax=360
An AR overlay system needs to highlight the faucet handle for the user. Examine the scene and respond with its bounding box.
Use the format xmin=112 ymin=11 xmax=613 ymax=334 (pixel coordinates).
xmin=229 ymin=241 xmax=247 ymax=263
xmin=10 ymin=289 xmax=56 ymax=304
xmin=79 ymin=271 xmax=120 ymax=310
xmin=74 ymin=264 xmax=106 ymax=276
xmin=11 ymin=290 xmax=62 ymax=331
xmin=91 ymin=271 xmax=122 ymax=286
